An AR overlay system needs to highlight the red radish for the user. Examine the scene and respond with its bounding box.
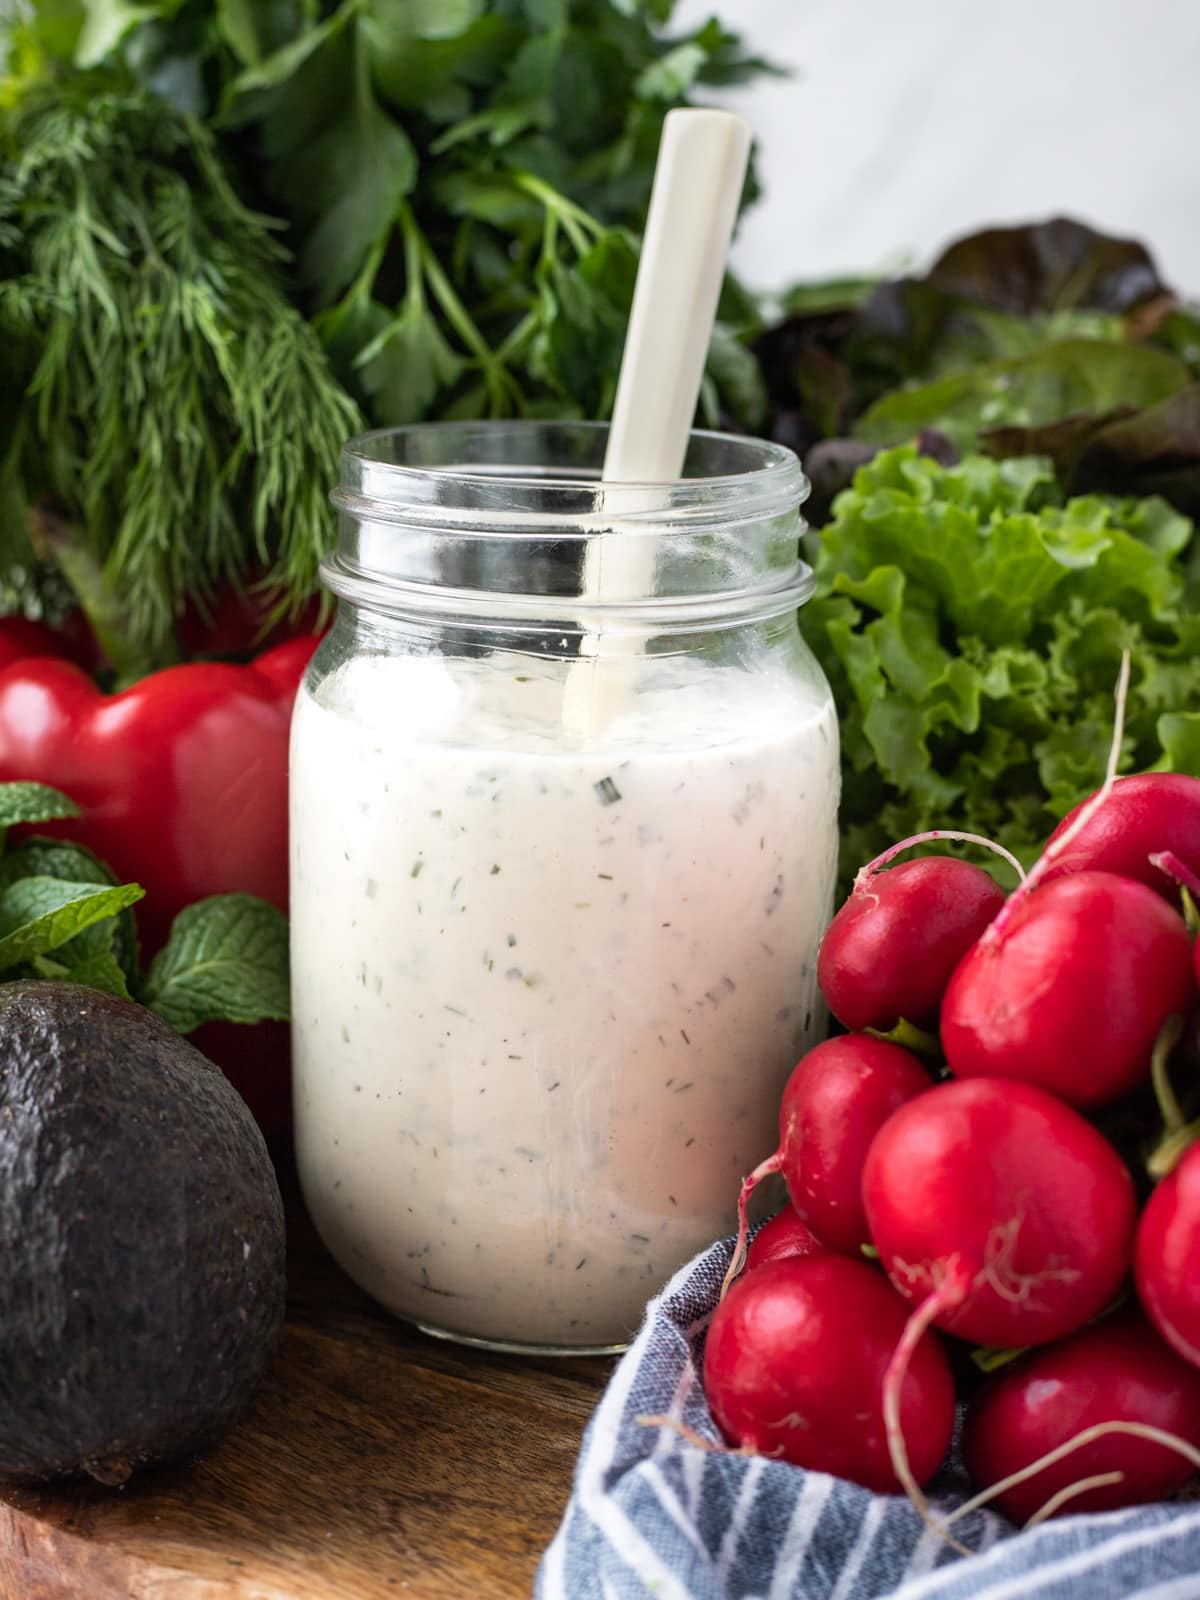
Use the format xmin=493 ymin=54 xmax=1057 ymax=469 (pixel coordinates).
xmin=703 ymin=1255 xmax=955 ymax=1493
xmin=745 ymin=1206 xmax=824 ymax=1273
xmin=963 ymin=1309 xmax=1200 ymax=1524
xmin=1041 ymin=773 xmax=1200 ymax=903
xmin=862 ymin=1078 xmax=1137 ymax=1350
xmin=777 ymin=1036 xmax=932 ymax=1254
xmin=723 ymin=1035 xmax=931 ymax=1290
xmin=1136 ymin=1142 xmax=1200 ymax=1370
xmin=941 ymin=871 xmax=1195 ymax=1108
xmin=864 ymin=1077 xmax=1137 ymax=1538
xmin=818 ymin=854 xmax=1008 ymax=1032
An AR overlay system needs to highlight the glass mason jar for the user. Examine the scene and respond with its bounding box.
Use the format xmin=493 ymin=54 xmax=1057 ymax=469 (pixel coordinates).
xmin=290 ymin=420 xmax=840 ymax=1355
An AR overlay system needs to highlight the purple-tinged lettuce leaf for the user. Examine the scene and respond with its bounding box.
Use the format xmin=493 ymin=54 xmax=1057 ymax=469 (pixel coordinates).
xmin=926 ymin=217 xmax=1169 ymax=315
xmin=1070 ymin=385 xmax=1200 ymax=515
xmin=855 ymin=339 xmax=1191 ymax=453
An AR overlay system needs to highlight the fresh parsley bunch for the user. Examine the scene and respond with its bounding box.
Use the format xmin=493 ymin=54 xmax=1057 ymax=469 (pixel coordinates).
xmin=0 ymin=1 xmax=772 ymax=667
xmin=10 ymin=1 xmax=772 ymax=430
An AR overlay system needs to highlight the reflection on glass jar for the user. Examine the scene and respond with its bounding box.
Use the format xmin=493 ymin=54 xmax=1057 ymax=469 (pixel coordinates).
xmin=290 ymin=421 xmax=840 ymax=1354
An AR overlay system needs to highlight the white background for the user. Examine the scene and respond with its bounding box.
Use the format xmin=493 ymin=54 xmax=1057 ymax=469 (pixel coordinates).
xmin=675 ymin=0 xmax=1200 ymax=295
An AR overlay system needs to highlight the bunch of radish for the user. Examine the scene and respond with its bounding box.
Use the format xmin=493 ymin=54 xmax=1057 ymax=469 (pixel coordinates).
xmin=703 ymin=705 xmax=1200 ymax=1541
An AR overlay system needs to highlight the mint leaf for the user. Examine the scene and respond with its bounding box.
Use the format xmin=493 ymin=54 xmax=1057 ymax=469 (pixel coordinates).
xmin=141 ymin=893 xmax=290 ymax=1034
xmin=0 ymin=877 xmax=145 ymax=970
xmin=0 ymin=837 xmax=139 ymax=978
xmin=0 ymin=782 xmax=81 ymax=829
xmin=31 ymin=949 xmax=133 ymax=1000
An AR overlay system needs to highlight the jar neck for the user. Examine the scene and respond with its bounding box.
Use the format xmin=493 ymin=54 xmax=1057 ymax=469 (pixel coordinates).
xmin=324 ymin=420 xmax=812 ymax=635
xmin=334 ymin=596 xmax=810 ymax=665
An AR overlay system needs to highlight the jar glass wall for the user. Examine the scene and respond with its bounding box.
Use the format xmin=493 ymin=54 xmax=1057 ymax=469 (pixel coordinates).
xmin=290 ymin=421 xmax=840 ymax=1354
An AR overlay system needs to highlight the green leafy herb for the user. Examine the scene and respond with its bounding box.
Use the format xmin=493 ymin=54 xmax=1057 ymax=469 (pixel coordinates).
xmin=0 ymin=781 xmax=80 ymax=829
xmin=0 ymin=782 xmax=290 ymax=1031
xmin=31 ymin=948 xmax=132 ymax=1000
xmin=0 ymin=75 xmax=361 ymax=670
xmin=11 ymin=0 xmax=770 ymax=433
xmin=2 ymin=836 xmax=140 ymax=978
xmin=141 ymin=893 xmax=291 ymax=1034
xmin=2 ymin=4 xmax=773 ymax=662
xmin=0 ymin=876 xmax=144 ymax=968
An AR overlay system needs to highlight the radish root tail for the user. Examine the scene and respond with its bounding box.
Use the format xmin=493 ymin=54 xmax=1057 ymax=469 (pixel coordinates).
xmin=883 ymin=1268 xmax=972 ymax=1557
xmin=1022 ymin=1472 xmax=1126 ymax=1529
xmin=720 ymin=1152 xmax=783 ymax=1300
xmin=987 ymin=651 xmax=1132 ymax=946
xmin=947 ymin=1420 xmax=1200 ymax=1527
xmin=635 ymin=1415 xmax=741 ymax=1454
xmin=856 ymin=831 xmax=1026 ymax=892
xmin=1105 ymin=651 xmax=1132 ymax=786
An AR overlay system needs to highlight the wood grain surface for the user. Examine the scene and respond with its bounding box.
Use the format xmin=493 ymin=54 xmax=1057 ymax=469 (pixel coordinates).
xmin=0 ymin=1189 xmax=612 ymax=1600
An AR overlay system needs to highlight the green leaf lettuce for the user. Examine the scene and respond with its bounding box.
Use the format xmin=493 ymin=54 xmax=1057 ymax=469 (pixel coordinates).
xmin=803 ymin=446 xmax=1200 ymax=886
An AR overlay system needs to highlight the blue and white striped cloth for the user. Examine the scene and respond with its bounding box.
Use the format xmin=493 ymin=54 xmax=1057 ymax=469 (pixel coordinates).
xmin=537 ymin=1235 xmax=1200 ymax=1600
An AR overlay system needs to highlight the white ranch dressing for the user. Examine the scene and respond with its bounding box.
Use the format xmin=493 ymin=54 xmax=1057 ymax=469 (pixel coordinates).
xmin=291 ymin=648 xmax=839 ymax=1349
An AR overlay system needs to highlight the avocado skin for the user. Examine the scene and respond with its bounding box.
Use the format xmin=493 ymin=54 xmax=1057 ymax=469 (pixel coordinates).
xmin=0 ymin=981 xmax=286 ymax=1484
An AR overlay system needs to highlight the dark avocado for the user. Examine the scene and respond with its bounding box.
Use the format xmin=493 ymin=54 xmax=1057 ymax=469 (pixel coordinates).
xmin=0 ymin=981 xmax=285 ymax=1485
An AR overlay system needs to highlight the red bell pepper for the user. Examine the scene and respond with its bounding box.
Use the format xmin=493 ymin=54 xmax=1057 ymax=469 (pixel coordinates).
xmin=177 ymin=582 xmax=324 ymax=660
xmin=0 ymin=632 xmax=321 ymax=1136
xmin=0 ymin=618 xmax=67 ymax=671
xmin=0 ymin=634 xmax=319 ymax=951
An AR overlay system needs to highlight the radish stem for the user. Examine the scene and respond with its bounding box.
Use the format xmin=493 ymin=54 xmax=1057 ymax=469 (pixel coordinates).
xmin=865 ymin=1017 xmax=942 ymax=1060
xmin=1150 ymin=1015 xmax=1187 ymax=1137
xmin=721 ymin=1152 xmax=782 ymax=1299
xmin=1148 ymin=1115 xmax=1200 ymax=1182
xmin=1147 ymin=1014 xmax=1196 ymax=1180
xmin=1151 ymin=851 xmax=1200 ymax=911
xmin=985 ymin=652 xmax=1132 ymax=946
xmin=970 ymin=1344 xmax=1027 ymax=1375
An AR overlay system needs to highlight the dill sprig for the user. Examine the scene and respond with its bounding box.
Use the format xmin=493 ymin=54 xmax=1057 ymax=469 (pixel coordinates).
xmin=0 ymin=75 xmax=361 ymax=666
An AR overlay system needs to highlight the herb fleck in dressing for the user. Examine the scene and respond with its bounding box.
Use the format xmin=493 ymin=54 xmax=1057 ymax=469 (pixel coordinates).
xmin=291 ymin=652 xmax=839 ymax=1349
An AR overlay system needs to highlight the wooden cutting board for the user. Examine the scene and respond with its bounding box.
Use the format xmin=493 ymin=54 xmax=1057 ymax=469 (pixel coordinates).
xmin=0 ymin=1188 xmax=612 ymax=1600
